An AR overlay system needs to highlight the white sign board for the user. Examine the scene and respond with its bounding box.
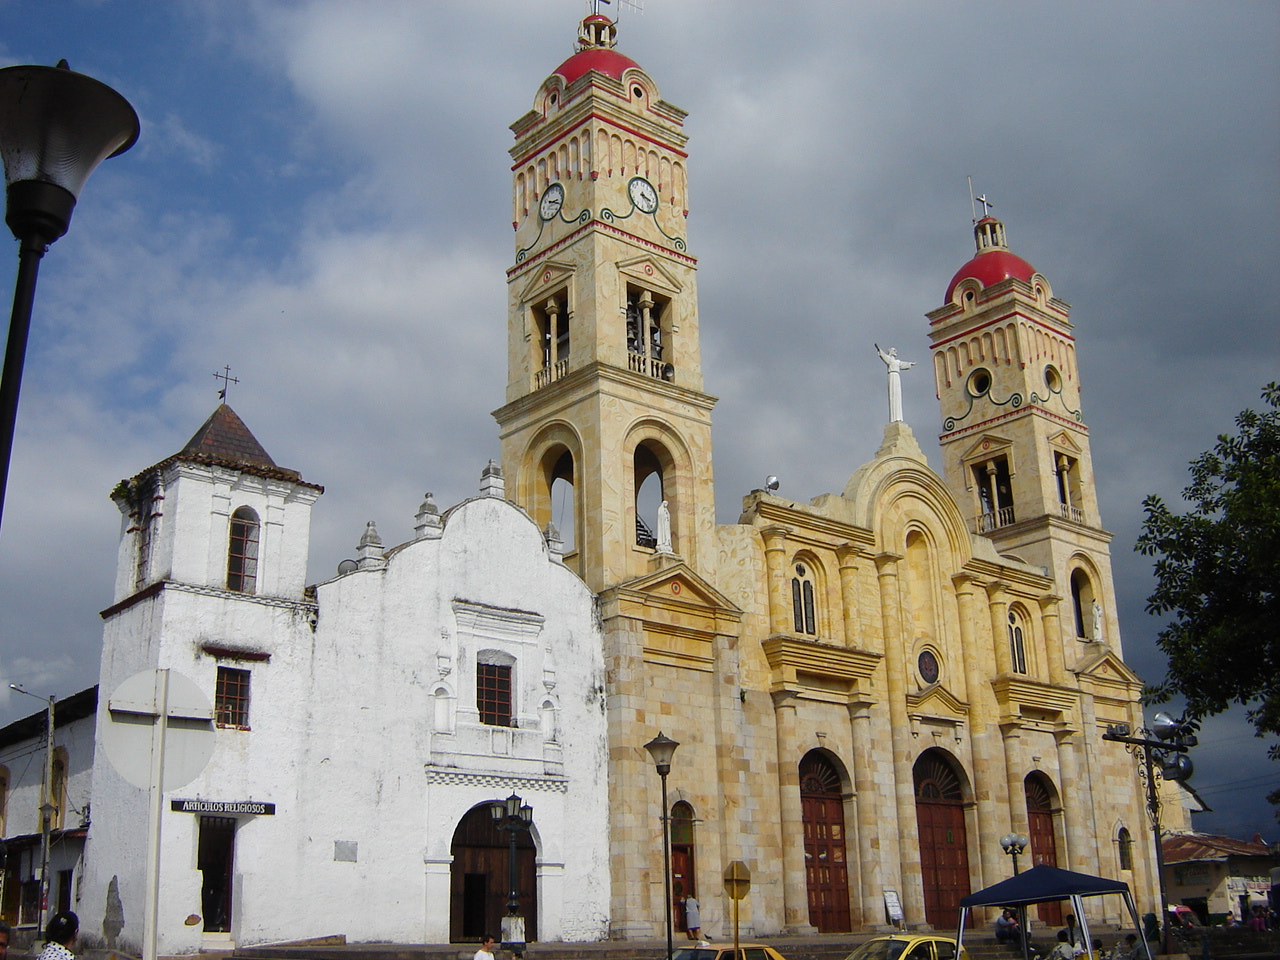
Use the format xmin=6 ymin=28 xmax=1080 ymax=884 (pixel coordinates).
xmin=101 ymin=668 xmax=214 ymax=790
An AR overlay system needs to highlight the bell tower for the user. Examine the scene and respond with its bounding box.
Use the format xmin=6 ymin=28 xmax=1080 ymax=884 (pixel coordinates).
xmin=926 ymin=214 xmax=1122 ymax=649
xmin=494 ymin=12 xmax=716 ymax=593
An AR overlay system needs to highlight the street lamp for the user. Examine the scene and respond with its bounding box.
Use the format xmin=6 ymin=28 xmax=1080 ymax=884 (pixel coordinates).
xmin=999 ymin=833 xmax=1030 ymax=960
xmin=489 ymin=793 xmax=534 ymax=954
xmin=9 ymin=683 xmax=54 ymax=932
xmin=0 ymin=61 xmax=139 ymax=530
xmin=644 ymin=732 xmax=680 ymax=960
xmin=1103 ymin=714 xmax=1196 ymax=956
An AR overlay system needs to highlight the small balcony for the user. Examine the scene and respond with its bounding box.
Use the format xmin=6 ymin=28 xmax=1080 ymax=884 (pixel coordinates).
xmin=628 ymin=350 xmax=672 ymax=381
xmin=974 ymin=505 xmax=1017 ymax=534
xmin=534 ymin=357 xmax=569 ymax=390
xmin=1058 ymin=502 xmax=1085 ymax=524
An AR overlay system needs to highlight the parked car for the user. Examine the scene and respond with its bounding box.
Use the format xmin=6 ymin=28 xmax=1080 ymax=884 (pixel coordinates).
xmin=671 ymin=943 xmax=789 ymax=960
xmin=843 ymin=934 xmax=969 ymax=960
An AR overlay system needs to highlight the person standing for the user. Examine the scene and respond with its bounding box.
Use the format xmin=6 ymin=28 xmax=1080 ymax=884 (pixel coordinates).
xmin=474 ymin=936 xmax=497 ymax=960
xmin=37 ymin=913 xmax=79 ymax=960
xmin=683 ymin=894 xmax=701 ymax=941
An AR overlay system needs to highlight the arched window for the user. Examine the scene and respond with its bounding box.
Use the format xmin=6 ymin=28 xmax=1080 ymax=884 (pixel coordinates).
xmin=548 ymin=448 xmax=576 ymax=553
xmin=227 ymin=506 xmax=260 ymax=594
xmin=1008 ymin=607 xmax=1028 ymax=674
xmin=1117 ymin=827 xmax=1133 ymax=871
xmin=792 ymin=562 xmax=816 ymax=635
xmin=634 ymin=442 xmax=666 ymax=549
xmin=1070 ymin=568 xmax=1097 ymax=640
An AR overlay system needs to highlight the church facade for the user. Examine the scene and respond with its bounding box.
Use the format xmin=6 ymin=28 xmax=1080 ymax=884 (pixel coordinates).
xmin=71 ymin=10 xmax=1164 ymax=953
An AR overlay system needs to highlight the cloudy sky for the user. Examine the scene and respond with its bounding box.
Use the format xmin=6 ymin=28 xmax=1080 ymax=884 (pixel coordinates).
xmin=1 ymin=1 xmax=1275 ymax=839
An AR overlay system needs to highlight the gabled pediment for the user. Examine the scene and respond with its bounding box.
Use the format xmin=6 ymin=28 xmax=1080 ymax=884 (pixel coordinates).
xmin=616 ymin=254 xmax=683 ymax=296
xmin=1074 ymin=645 xmax=1144 ymax=711
xmin=959 ymin=433 xmax=1015 ymax=464
xmin=907 ymin=682 xmax=968 ymax=717
xmin=613 ymin=561 xmax=736 ymax=614
xmin=1048 ymin=430 xmax=1083 ymax=454
xmin=516 ymin=259 xmax=576 ymax=302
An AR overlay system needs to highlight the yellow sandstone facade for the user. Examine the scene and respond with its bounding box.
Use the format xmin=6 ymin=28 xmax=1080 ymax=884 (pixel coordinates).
xmin=496 ymin=13 xmax=1164 ymax=938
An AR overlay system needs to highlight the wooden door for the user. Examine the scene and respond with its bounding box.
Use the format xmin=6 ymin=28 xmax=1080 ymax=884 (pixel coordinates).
xmin=1026 ymin=776 xmax=1062 ymax=926
xmin=800 ymin=753 xmax=851 ymax=933
xmin=450 ymin=805 xmax=538 ymax=942
xmin=914 ymin=751 xmax=971 ymax=930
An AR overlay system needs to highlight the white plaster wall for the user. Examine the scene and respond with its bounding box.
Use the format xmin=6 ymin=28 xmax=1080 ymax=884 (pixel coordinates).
xmin=85 ymin=485 xmax=609 ymax=953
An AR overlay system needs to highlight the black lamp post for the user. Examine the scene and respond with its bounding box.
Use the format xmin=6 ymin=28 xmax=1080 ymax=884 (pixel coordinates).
xmin=0 ymin=61 xmax=139 ymax=530
xmin=644 ymin=732 xmax=680 ymax=960
xmin=1103 ymin=713 xmax=1196 ymax=957
xmin=1000 ymin=832 xmax=1030 ymax=960
xmin=489 ymin=793 xmax=534 ymax=952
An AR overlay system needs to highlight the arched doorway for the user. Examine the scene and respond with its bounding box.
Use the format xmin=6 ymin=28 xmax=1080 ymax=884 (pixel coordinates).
xmin=671 ymin=801 xmax=697 ymax=933
xmin=1026 ymin=774 xmax=1063 ymax=926
xmin=449 ymin=804 xmax=538 ymax=943
xmin=800 ymin=751 xmax=851 ymax=932
xmin=914 ymin=749 xmax=971 ymax=929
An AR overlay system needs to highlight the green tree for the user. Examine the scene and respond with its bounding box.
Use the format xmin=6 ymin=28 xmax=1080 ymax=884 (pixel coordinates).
xmin=1136 ymin=382 xmax=1280 ymax=811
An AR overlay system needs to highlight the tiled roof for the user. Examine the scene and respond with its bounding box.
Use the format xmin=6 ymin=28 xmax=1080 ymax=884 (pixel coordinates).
xmin=1163 ymin=832 xmax=1272 ymax=863
xmin=180 ymin=404 xmax=277 ymax=467
xmin=127 ymin=404 xmax=323 ymax=492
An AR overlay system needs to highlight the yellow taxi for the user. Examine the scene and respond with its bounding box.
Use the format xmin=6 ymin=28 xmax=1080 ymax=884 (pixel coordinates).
xmin=843 ymin=934 xmax=970 ymax=960
xmin=671 ymin=944 xmax=789 ymax=960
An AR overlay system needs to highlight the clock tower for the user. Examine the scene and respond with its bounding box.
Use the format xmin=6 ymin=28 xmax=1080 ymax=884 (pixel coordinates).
xmin=494 ymin=12 xmax=717 ymax=593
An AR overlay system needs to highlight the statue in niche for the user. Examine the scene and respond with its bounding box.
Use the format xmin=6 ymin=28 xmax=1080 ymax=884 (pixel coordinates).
xmin=656 ymin=499 xmax=672 ymax=553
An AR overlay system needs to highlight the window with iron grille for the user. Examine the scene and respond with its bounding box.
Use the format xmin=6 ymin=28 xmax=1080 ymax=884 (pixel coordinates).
xmin=216 ymin=666 xmax=251 ymax=728
xmin=477 ymin=663 xmax=512 ymax=726
xmin=227 ymin=506 xmax=260 ymax=594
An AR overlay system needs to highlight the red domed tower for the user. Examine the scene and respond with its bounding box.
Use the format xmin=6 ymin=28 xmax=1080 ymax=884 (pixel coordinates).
xmin=926 ymin=212 xmax=1122 ymax=652
xmin=495 ymin=9 xmax=716 ymax=593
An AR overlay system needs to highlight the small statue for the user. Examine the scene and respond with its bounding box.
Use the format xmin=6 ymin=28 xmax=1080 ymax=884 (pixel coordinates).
xmin=656 ymin=499 xmax=672 ymax=553
xmin=876 ymin=343 xmax=915 ymax=423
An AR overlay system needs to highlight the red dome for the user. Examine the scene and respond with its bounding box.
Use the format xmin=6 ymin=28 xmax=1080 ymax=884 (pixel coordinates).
xmin=944 ymin=249 xmax=1037 ymax=302
xmin=554 ymin=47 xmax=640 ymax=85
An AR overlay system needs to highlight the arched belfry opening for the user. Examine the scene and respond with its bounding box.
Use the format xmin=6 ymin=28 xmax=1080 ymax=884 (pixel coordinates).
xmin=913 ymin=748 xmax=971 ymax=930
xmin=543 ymin=446 xmax=576 ymax=554
xmin=633 ymin=441 xmax=668 ymax=550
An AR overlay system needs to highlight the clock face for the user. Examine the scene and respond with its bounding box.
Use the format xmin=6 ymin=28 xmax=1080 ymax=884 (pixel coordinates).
xmin=628 ymin=176 xmax=659 ymax=214
xmin=539 ymin=183 xmax=564 ymax=221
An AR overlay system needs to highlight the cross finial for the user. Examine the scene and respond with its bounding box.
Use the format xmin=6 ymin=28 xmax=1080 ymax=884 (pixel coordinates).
xmin=213 ymin=365 xmax=240 ymax=401
xmin=976 ymin=193 xmax=994 ymax=217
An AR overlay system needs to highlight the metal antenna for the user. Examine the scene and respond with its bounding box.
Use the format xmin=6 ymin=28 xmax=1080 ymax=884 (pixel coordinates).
xmin=968 ymin=175 xmax=977 ymax=223
xmin=213 ymin=365 xmax=240 ymax=401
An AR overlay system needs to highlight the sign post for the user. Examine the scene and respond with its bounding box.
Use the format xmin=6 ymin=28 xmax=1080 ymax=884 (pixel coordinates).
xmin=724 ymin=861 xmax=751 ymax=960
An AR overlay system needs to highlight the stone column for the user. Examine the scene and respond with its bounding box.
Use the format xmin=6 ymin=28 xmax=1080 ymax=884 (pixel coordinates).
xmin=874 ymin=552 xmax=917 ymax=923
xmin=771 ymin=690 xmax=817 ymax=933
xmin=761 ymin=526 xmax=792 ymax=636
xmin=952 ymin=573 xmax=1001 ymax=890
xmin=1038 ymin=595 xmax=1068 ymax=686
xmin=836 ymin=544 xmax=864 ymax=648
xmin=847 ymin=697 xmax=883 ymax=928
xmin=1055 ymin=731 xmax=1094 ymax=874
xmin=984 ymin=581 xmax=1013 ymax=676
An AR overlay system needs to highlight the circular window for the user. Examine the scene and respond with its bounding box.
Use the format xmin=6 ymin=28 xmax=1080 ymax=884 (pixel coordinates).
xmin=918 ymin=650 xmax=940 ymax=684
xmin=794 ymin=563 xmax=807 ymax=577
xmin=632 ymin=84 xmax=644 ymax=99
xmin=1045 ymin=365 xmax=1062 ymax=391
xmin=967 ymin=368 xmax=992 ymax=397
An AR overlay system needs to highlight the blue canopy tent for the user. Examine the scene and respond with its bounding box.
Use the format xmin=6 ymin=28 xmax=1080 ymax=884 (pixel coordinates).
xmin=955 ymin=864 xmax=1152 ymax=960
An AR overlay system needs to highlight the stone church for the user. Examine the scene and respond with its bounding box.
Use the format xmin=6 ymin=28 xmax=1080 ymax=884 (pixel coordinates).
xmin=76 ymin=10 xmax=1161 ymax=953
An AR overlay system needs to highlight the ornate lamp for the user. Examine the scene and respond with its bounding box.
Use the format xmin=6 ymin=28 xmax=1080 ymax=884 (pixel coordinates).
xmin=644 ymin=732 xmax=680 ymax=960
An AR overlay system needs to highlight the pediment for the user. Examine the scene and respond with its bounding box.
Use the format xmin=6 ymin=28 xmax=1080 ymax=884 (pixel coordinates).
xmin=516 ymin=259 xmax=577 ymax=303
xmin=616 ymin=254 xmax=683 ymax=296
xmin=959 ymin=433 xmax=1015 ymax=464
xmin=1075 ymin=646 xmax=1144 ymax=689
xmin=615 ymin=561 xmax=737 ymax=614
xmin=907 ymin=682 xmax=967 ymax=718
xmin=1048 ymin=430 xmax=1083 ymax=454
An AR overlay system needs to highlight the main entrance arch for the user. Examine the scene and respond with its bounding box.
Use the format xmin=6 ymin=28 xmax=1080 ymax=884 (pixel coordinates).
xmin=449 ymin=804 xmax=538 ymax=943
xmin=914 ymin=749 xmax=971 ymax=929
xmin=800 ymin=751 xmax=851 ymax=933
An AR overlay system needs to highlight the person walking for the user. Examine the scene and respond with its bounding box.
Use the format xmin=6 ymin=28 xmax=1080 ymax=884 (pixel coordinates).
xmin=37 ymin=913 xmax=79 ymax=960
